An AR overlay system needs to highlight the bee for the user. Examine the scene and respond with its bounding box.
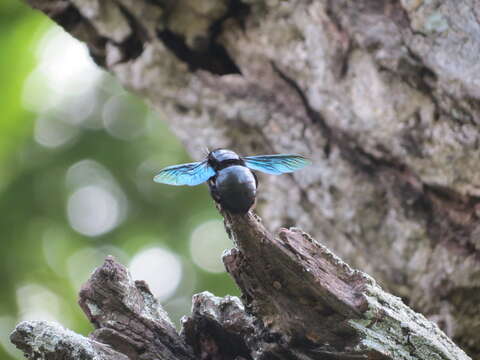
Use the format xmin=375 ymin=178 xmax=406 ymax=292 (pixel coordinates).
xmin=154 ymin=149 xmax=310 ymax=214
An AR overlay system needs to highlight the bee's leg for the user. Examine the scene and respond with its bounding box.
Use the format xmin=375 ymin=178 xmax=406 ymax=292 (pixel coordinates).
xmin=208 ymin=177 xmax=222 ymax=203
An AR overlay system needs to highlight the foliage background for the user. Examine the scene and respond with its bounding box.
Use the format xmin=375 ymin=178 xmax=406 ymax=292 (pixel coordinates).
xmin=0 ymin=2 xmax=237 ymax=359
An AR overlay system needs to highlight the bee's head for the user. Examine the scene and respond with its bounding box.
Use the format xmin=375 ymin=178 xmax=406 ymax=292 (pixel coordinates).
xmin=208 ymin=149 xmax=240 ymax=170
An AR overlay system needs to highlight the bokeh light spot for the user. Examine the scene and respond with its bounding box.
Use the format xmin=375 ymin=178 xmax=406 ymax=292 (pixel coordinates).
xmin=189 ymin=220 xmax=231 ymax=273
xmin=34 ymin=114 xmax=79 ymax=148
xmin=65 ymin=159 xmax=116 ymax=190
xmin=129 ymin=247 xmax=182 ymax=301
xmin=67 ymin=185 xmax=122 ymax=237
xmin=102 ymin=93 xmax=147 ymax=141
xmin=22 ymin=27 xmax=103 ymax=114
xmin=16 ymin=284 xmax=61 ymax=323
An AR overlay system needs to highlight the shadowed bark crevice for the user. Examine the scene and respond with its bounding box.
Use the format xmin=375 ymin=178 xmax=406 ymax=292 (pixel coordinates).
xmin=113 ymin=2 xmax=150 ymax=63
xmin=50 ymin=3 xmax=83 ymax=30
xmin=156 ymin=0 xmax=247 ymax=75
xmin=157 ymin=29 xmax=241 ymax=75
xmin=182 ymin=293 xmax=254 ymax=360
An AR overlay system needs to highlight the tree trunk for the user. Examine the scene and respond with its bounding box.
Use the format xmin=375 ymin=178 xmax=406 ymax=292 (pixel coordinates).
xmin=21 ymin=0 xmax=480 ymax=357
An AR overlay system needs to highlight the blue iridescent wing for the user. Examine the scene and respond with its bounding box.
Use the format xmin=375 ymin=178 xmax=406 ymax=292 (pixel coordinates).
xmin=153 ymin=160 xmax=215 ymax=186
xmin=243 ymin=154 xmax=311 ymax=175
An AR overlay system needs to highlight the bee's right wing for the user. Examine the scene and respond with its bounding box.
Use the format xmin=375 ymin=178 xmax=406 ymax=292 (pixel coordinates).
xmin=153 ymin=160 xmax=215 ymax=186
xmin=243 ymin=154 xmax=311 ymax=175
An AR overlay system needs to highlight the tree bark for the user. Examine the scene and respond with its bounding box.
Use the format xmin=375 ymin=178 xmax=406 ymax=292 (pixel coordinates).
xmin=22 ymin=0 xmax=480 ymax=357
xmin=11 ymin=212 xmax=471 ymax=359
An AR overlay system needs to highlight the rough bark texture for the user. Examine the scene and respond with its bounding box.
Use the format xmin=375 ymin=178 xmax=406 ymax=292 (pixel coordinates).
xmin=21 ymin=0 xmax=480 ymax=357
xmin=11 ymin=213 xmax=470 ymax=359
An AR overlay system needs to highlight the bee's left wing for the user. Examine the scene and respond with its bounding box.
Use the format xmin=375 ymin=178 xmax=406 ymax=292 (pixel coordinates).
xmin=153 ymin=160 xmax=215 ymax=186
xmin=243 ymin=154 xmax=311 ymax=175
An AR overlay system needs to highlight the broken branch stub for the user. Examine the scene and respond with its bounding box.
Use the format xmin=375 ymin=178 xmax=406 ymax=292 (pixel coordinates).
xmin=221 ymin=211 xmax=471 ymax=360
xmin=77 ymin=255 xmax=195 ymax=360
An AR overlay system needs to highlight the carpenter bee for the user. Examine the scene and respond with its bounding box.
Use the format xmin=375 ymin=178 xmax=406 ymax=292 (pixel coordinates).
xmin=153 ymin=149 xmax=311 ymax=214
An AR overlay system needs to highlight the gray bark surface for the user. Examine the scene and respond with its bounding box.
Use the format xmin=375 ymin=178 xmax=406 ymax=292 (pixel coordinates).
xmin=11 ymin=213 xmax=470 ymax=359
xmin=22 ymin=0 xmax=480 ymax=357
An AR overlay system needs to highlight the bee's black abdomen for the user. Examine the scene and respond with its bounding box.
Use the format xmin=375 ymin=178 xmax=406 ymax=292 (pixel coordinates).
xmin=210 ymin=165 xmax=256 ymax=214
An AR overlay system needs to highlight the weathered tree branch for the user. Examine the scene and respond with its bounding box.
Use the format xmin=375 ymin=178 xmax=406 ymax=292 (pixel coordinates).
xmin=11 ymin=212 xmax=470 ymax=359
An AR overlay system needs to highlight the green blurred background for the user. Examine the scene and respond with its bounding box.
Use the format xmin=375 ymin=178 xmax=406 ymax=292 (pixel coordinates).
xmin=0 ymin=2 xmax=238 ymax=359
